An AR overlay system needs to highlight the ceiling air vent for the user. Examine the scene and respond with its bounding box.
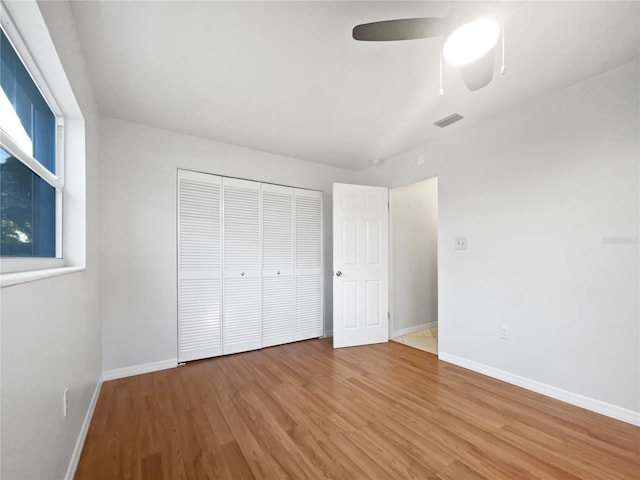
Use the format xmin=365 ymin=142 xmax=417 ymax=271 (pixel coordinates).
xmin=434 ymin=113 xmax=464 ymax=128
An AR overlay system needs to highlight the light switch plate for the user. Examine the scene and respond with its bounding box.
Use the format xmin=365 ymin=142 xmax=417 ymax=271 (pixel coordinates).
xmin=455 ymin=237 xmax=468 ymax=250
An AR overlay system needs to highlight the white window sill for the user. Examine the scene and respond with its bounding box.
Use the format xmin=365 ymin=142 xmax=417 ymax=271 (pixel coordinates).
xmin=1 ymin=257 xmax=64 ymax=273
xmin=0 ymin=266 xmax=85 ymax=288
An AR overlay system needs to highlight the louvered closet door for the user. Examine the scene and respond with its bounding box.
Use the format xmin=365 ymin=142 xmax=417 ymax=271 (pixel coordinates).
xmin=223 ymin=177 xmax=262 ymax=355
xmin=262 ymin=184 xmax=295 ymax=347
xmin=177 ymin=170 xmax=222 ymax=362
xmin=295 ymin=189 xmax=324 ymax=340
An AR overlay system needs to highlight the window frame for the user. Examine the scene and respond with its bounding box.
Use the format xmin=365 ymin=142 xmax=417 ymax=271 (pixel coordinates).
xmin=0 ymin=1 xmax=86 ymax=287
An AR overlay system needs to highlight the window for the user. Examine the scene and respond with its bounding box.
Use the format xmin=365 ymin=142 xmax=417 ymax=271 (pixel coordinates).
xmin=1 ymin=27 xmax=61 ymax=259
xmin=0 ymin=1 xmax=86 ymax=284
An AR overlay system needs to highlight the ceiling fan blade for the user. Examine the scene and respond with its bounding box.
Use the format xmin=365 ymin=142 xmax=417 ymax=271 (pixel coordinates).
xmin=460 ymin=49 xmax=494 ymax=91
xmin=353 ymin=18 xmax=447 ymax=41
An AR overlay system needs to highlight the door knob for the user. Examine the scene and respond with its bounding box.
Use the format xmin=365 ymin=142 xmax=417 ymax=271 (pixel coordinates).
xmin=335 ymin=271 xmax=342 ymax=277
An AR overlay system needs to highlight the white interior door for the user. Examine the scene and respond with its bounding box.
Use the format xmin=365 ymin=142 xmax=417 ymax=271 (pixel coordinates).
xmin=222 ymin=177 xmax=262 ymax=355
xmin=262 ymin=183 xmax=295 ymax=347
xmin=333 ymin=183 xmax=389 ymax=348
xmin=294 ymin=189 xmax=324 ymax=340
xmin=177 ymin=170 xmax=222 ymax=362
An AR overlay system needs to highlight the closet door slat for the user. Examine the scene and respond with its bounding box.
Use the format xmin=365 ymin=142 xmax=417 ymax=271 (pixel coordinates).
xmin=262 ymin=186 xmax=294 ymax=270
xmin=296 ymin=193 xmax=323 ymax=270
xmin=295 ymin=274 xmax=324 ymax=340
xmin=224 ymin=183 xmax=261 ymax=270
xmin=262 ymin=276 xmax=295 ymax=347
xmin=223 ymin=276 xmax=262 ymax=354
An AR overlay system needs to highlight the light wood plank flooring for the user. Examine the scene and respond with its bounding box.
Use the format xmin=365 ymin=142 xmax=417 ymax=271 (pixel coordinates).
xmin=76 ymin=339 xmax=640 ymax=479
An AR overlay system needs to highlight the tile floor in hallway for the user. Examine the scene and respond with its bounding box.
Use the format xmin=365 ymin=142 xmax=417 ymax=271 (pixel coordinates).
xmin=392 ymin=327 xmax=438 ymax=355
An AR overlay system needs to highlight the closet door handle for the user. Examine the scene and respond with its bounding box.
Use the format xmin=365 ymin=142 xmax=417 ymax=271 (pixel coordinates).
xmin=241 ymin=272 xmax=245 ymax=276
xmin=335 ymin=271 xmax=342 ymax=277
xmin=277 ymin=271 xmax=280 ymax=275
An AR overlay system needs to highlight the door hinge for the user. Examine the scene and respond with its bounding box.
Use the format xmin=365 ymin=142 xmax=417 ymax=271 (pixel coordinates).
xmin=388 ymin=312 xmax=390 ymax=320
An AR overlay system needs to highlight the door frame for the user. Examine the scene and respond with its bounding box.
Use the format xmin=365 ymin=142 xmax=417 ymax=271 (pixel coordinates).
xmin=387 ymin=177 xmax=439 ymax=342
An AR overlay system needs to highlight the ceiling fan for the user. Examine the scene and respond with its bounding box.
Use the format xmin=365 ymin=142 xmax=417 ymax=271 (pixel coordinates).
xmin=352 ymin=3 xmax=515 ymax=92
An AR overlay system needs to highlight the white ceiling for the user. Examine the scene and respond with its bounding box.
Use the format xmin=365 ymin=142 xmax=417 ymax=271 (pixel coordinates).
xmin=70 ymin=1 xmax=639 ymax=170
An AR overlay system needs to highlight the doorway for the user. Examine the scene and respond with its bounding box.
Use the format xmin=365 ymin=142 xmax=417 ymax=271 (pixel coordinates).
xmin=388 ymin=177 xmax=438 ymax=355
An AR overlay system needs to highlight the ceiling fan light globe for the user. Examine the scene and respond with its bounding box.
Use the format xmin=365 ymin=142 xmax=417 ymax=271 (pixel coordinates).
xmin=443 ymin=18 xmax=500 ymax=66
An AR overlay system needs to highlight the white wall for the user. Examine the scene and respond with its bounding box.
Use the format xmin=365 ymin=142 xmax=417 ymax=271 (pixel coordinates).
xmin=0 ymin=1 xmax=102 ymax=479
xmin=360 ymin=61 xmax=640 ymax=417
xmin=99 ymin=117 xmax=355 ymax=371
xmin=390 ymin=178 xmax=438 ymax=335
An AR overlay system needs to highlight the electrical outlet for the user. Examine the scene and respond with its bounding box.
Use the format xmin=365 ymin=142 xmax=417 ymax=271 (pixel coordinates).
xmin=455 ymin=237 xmax=468 ymax=250
xmin=500 ymin=324 xmax=510 ymax=340
xmin=63 ymin=388 xmax=69 ymax=417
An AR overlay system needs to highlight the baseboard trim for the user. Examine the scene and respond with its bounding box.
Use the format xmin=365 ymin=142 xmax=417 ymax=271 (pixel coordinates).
xmin=391 ymin=322 xmax=437 ymax=339
xmin=102 ymin=358 xmax=178 ymax=382
xmin=438 ymin=352 xmax=640 ymax=427
xmin=64 ymin=379 xmax=102 ymax=480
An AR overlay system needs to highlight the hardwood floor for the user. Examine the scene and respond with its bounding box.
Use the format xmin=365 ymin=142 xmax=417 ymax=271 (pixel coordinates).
xmin=75 ymin=339 xmax=640 ymax=479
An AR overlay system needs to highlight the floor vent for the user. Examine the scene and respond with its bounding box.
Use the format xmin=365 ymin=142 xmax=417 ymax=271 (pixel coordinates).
xmin=434 ymin=113 xmax=464 ymax=128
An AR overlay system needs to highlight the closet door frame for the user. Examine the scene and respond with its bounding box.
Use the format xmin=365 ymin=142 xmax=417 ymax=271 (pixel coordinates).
xmin=177 ymin=169 xmax=324 ymax=362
